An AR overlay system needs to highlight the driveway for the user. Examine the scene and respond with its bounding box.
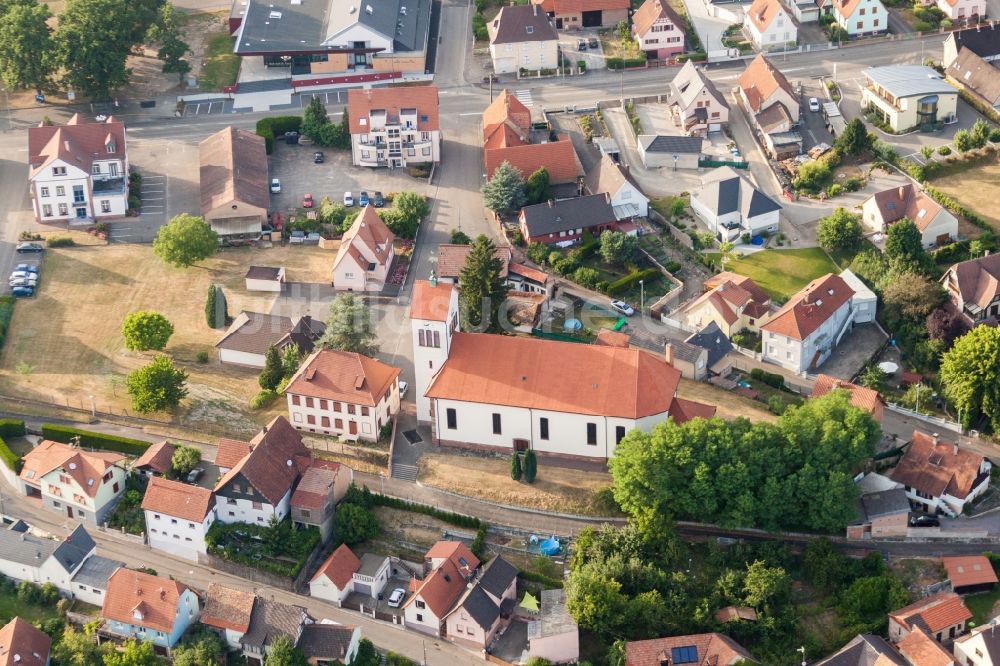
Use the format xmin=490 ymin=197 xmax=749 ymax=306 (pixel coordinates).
xmin=814 ymin=323 xmax=888 ymax=380
xmin=799 ymin=81 xmax=835 ymax=150
xmin=558 ymin=30 xmax=607 ymax=71
xmin=680 ymin=0 xmax=733 ymax=56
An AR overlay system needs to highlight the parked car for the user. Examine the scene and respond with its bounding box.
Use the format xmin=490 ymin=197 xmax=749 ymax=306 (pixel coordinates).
xmin=313 ymin=151 xmax=325 ymax=164
xmin=343 ymin=191 xmax=354 ymax=207
xmin=9 ymin=271 xmax=34 ymax=280
xmin=359 ymin=191 xmax=370 ymax=207
xmin=387 ymin=588 xmax=406 ymax=608
xmin=16 ymin=264 xmax=38 ymax=275
xmin=373 ymin=191 xmax=385 ymax=207
xmin=808 ymin=97 xmax=820 ymax=113
xmin=186 ymin=468 xmax=204 ymax=484
xmin=11 ymin=286 xmax=34 ymax=298
xmin=289 ymin=230 xmax=306 ymax=244
xmin=577 ymin=39 xmax=587 ymax=51
xmin=9 ymin=277 xmax=38 ymax=288
xmin=16 ymin=242 xmax=43 ymax=254
xmin=270 ymin=178 xmax=281 ymax=194
xmin=610 ymin=300 xmax=635 ymax=316
xmin=302 ymin=193 xmax=314 ymax=209
xmin=399 ymin=381 xmax=409 ymax=399
xmin=588 ymin=37 xmax=599 ymax=49
xmin=909 ymin=514 xmax=940 ymax=527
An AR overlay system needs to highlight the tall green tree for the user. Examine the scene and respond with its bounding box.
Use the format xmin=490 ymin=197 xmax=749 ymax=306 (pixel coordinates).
xmin=204 ymin=284 xmax=229 ymax=328
xmin=510 ymin=451 xmax=522 ymax=480
xmin=301 ymin=96 xmax=330 ymax=140
xmin=882 ymin=272 xmax=943 ymax=324
xmin=126 ymin=0 xmax=164 ymax=44
xmin=352 ymin=639 xmax=381 ymax=666
xmin=459 ymin=234 xmax=507 ymax=334
xmin=564 ymin=566 xmax=628 ymax=641
xmin=170 ymin=445 xmax=201 ymax=478
xmin=153 ymin=214 xmax=219 ymax=267
xmin=481 ymin=161 xmax=526 ymax=216
xmin=525 ymin=167 xmax=551 ymax=205
xmin=146 ymin=3 xmax=189 ymax=81
xmin=883 ymin=219 xmax=926 ymax=270
xmin=170 ymin=628 xmax=225 ymax=666
xmin=120 ymin=311 xmax=174 ymax=352
xmin=55 ymin=0 xmax=133 ymax=99
xmin=321 ymin=293 xmax=379 ymax=355
xmin=281 ymin=343 xmax=303 ymax=378
xmin=0 ymin=0 xmax=54 ymax=94
xmin=381 ymin=191 xmax=429 ymax=238
xmin=264 ymin=635 xmax=308 ymax=666
xmin=126 ymin=355 xmax=188 ymax=414
xmin=817 ymin=208 xmax=863 ymax=253
xmin=523 ymin=448 xmax=537 ymax=483
xmin=834 ymin=118 xmax=872 ymax=156
xmin=940 ymin=325 xmax=1000 ymax=430
xmin=104 ymin=638 xmax=162 ymax=666
xmin=599 ymin=231 xmax=640 ymax=266
xmin=52 ymin=626 xmax=114 ymax=666
xmin=335 ymin=503 xmax=380 ymax=545
xmin=742 ymin=560 xmax=791 ymax=610
xmin=259 ymin=345 xmax=283 ymax=390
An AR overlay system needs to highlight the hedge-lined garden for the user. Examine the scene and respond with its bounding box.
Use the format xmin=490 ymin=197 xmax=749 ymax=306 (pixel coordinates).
xmin=205 ymin=518 xmax=321 ymax=578
xmin=255 ymin=116 xmax=303 ymax=155
xmin=40 ymin=424 xmax=151 ymax=456
xmin=0 ymin=420 xmax=27 ymax=473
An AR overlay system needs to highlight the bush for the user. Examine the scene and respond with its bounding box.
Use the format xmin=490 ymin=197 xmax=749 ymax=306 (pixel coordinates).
xmin=572 ymin=267 xmax=601 ymax=289
xmin=46 ymin=236 xmax=75 ymax=248
xmin=470 ymin=523 xmax=488 ymax=560
xmin=827 ymin=183 xmax=843 ymax=198
xmin=255 ymin=116 xmax=303 ymax=155
xmin=523 ymin=449 xmax=537 ymax=483
xmin=0 ymin=437 xmax=20 ymax=472
xmin=606 ymin=268 xmax=659 ymax=296
xmin=990 ymin=128 xmax=1000 ymax=143
xmin=249 ymin=389 xmax=278 ymax=410
xmin=577 ymin=60 xmax=586 ymax=72
xmin=592 ymin=486 xmax=620 ymax=514
xmin=41 ymin=424 xmax=150 ymax=456
xmin=0 ymin=418 xmax=25 ymax=438
xmin=472 ymin=12 xmax=487 ymax=40
xmin=750 ymin=368 xmax=785 ymax=389
xmin=0 ymin=295 xmax=14 ymax=349
xmin=196 ymin=351 xmax=210 ymax=364
xmin=938 ymin=145 xmax=952 ymax=155
xmin=518 ymin=569 xmax=564 ymax=589
xmin=767 ymin=395 xmax=786 ymax=415
xmin=511 ymin=452 xmax=522 ymax=480
xmin=343 ymin=485 xmax=485 ymax=529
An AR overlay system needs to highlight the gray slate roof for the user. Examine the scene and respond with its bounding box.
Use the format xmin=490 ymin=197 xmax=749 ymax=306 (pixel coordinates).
xmin=686 ymin=322 xmax=733 ymax=369
xmin=862 ymin=65 xmax=958 ymax=99
xmin=0 ymin=528 xmax=58 ymax=568
xmin=357 ymin=553 xmax=388 ymax=578
xmin=638 ymin=135 xmax=704 ymax=154
xmin=241 ymin=598 xmax=310 ymax=650
xmin=477 ymin=556 xmax=518 ymax=600
xmin=859 ymin=488 xmax=910 ymax=521
xmin=71 ymin=555 xmax=124 ymax=590
xmin=948 ymin=23 xmax=1000 ymax=59
xmin=297 ymin=624 xmax=356 ymax=661
xmin=520 ymin=194 xmax=616 ymax=238
xmin=668 ymin=339 xmax=705 ymax=365
xmin=457 ymin=585 xmax=501 ymax=631
xmin=813 ymin=634 xmax=906 ymax=666
xmin=51 ymin=525 xmax=96 ymax=575
xmin=695 ymin=167 xmax=781 ymax=219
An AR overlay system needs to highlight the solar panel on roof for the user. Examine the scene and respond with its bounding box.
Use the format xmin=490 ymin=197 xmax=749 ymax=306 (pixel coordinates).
xmin=671 ymin=646 xmax=698 ymax=664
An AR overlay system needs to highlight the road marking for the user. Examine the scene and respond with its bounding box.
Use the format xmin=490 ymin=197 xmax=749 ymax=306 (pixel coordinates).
xmin=514 ymin=89 xmax=533 ymax=106
xmin=458 ymin=112 xmax=479 ymax=116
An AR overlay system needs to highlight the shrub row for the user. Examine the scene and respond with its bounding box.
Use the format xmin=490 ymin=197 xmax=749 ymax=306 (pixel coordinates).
xmin=46 ymin=236 xmax=75 ymax=248
xmin=0 ymin=295 xmax=14 ymax=350
xmin=750 ymin=367 xmax=785 ymax=389
xmin=0 ymin=418 xmax=25 ymax=438
xmin=255 ymin=116 xmax=303 ymax=155
xmin=0 ymin=437 xmax=20 ymax=473
xmin=606 ymin=268 xmax=660 ymax=296
xmin=922 ymin=184 xmax=994 ymax=236
xmin=606 ymin=57 xmax=647 ymax=70
xmin=372 ymin=492 xmax=484 ymax=530
xmin=518 ymin=569 xmax=564 ymax=589
xmin=41 ymin=424 xmax=151 ymax=456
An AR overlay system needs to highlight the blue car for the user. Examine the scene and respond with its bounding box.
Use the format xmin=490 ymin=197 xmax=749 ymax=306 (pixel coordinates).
xmin=11 ymin=286 xmax=34 ymax=298
xmin=15 ymin=264 xmax=38 ymax=274
xmin=359 ymin=191 xmax=370 ymax=207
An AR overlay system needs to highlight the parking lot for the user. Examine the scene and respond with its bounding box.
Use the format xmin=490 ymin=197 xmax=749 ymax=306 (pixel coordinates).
xmin=558 ymin=30 xmax=607 ymax=71
xmin=181 ymin=98 xmax=234 ymax=117
xmin=7 ymin=244 xmax=43 ymax=296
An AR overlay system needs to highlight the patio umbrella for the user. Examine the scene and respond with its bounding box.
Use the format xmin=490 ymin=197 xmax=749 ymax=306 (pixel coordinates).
xmin=878 ymin=361 xmax=899 ymax=374
xmin=519 ymin=592 xmax=539 ymax=613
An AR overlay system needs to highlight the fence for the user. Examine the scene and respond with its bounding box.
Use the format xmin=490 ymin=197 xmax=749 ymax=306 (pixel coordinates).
xmin=726 ymin=353 xmax=815 ymax=395
xmin=199 ymin=552 xmax=296 ymax=591
xmin=648 ymin=210 xmax=694 ymax=250
xmin=698 ymin=158 xmax=749 ymax=169
xmin=885 ymin=403 xmax=963 ymax=434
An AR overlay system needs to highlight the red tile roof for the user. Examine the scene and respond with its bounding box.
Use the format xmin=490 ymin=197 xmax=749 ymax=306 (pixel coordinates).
xmin=669 ymin=397 xmax=718 ymax=423
xmin=889 ymin=431 xmax=987 ymax=501
xmin=425 ymin=333 xmax=682 ymax=419
xmin=0 ymin=617 xmax=51 ymax=666
xmin=484 ymin=139 xmax=580 ymax=184
xmin=541 ymin=0 xmax=628 ymax=13
xmin=746 ymin=0 xmax=786 ymax=33
xmin=131 ymin=441 xmax=175 ymax=475
xmin=508 ymin=262 xmax=548 ymax=284
xmin=214 ymin=417 xmax=311 ymax=505
xmin=285 ymin=349 xmax=400 ymax=408
xmin=215 ymin=438 xmax=251 ymax=470
xmin=411 ymin=280 xmax=455 ymax=322
xmin=595 ymin=329 xmax=631 ymax=348
xmin=426 ymin=541 xmax=481 ymax=578
xmin=311 ymin=544 xmax=361 ymax=589
xmin=896 ymin=627 xmax=954 ymax=666
xmin=404 ymin=559 xmax=468 ymax=617
xmin=291 ymin=465 xmax=339 ymax=510
xmin=704 ymin=272 xmax=771 ymax=305
xmin=632 ymin=0 xmax=685 ymax=37
xmin=347 ymin=86 xmax=439 ymax=135
xmin=28 ymin=114 xmax=126 ymax=179
xmin=141 ymin=476 xmax=214 ymax=523
xmin=102 ymin=569 xmax=191 ymax=634
xmin=811 ymin=374 xmax=885 ymax=422
xmin=483 ymin=90 xmax=531 ymax=141
xmin=625 ymin=633 xmax=755 ymax=665
xmin=332 ymin=205 xmax=396 ymax=276
xmin=738 ymin=54 xmax=797 ymax=114
xmin=942 ymin=555 xmax=999 ymax=588
xmin=715 ymin=606 xmax=758 ymax=623
xmin=201 ymin=583 xmax=256 ymax=634
xmin=889 ymin=591 xmax=972 ymax=635
xmin=760 ymin=273 xmax=854 ymax=341
xmin=20 ymin=440 xmax=126 ymax=498
xmin=868 ymin=184 xmax=945 ymax=232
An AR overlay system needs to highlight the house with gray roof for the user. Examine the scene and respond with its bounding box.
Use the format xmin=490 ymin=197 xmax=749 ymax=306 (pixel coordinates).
xmin=215 ymin=312 xmax=325 ymax=369
xmin=665 ymin=339 xmax=709 ymax=381
xmin=944 ymin=25 xmax=1000 ymax=116
xmin=690 ymin=167 xmax=781 ymax=243
xmin=813 ymin=634 xmax=906 ymax=666
xmin=686 ymin=322 xmax=734 ymax=376
xmin=583 ymin=155 xmax=649 ymax=219
xmin=444 ymin=556 xmax=519 ymax=650
xmin=846 ymin=487 xmax=910 ymax=540
xmin=862 ymin=65 xmax=959 ymax=132
xmin=488 ymin=4 xmax=559 ymax=74
xmin=232 ymin=0 xmax=433 ymax=78
xmin=667 ymin=61 xmax=730 ymax=135
xmin=518 ymin=194 xmax=623 ymax=245
xmin=636 ymin=135 xmax=704 ymax=169
xmin=0 ymin=523 xmax=115 ymax=603
xmin=297 ymin=623 xmax=362 ymax=664
xmin=70 ymin=554 xmax=124 ymax=606
xmin=240 ymin=598 xmax=310 ymax=663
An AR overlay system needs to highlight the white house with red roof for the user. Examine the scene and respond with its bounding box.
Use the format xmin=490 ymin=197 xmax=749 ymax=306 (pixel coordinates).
xmin=411 ymin=278 xmax=461 ymax=422
xmin=310 ymin=544 xmax=391 ymax=605
xmin=347 ymin=87 xmax=440 ymax=168
xmin=888 ymin=591 xmax=972 ymax=646
xmin=737 ymin=55 xmax=802 ymax=159
xmin=743 ymin=0 xmax=797 ymax=51
xmin=284 ymin=348 xmax=401 ymax=442
xmin=631 ymin=0 xmax=685 ymax=59
xmin=27 ymin=114 xmax=129 ymax=224
xmin=889 ymin=431 xmax=991 ymax=517
xmin=331 ymin=206 xmax=396 ymax=292
xmin=404 ymin=542 xmax=480 ymax=637
xmin=141 ymin=476 xmax=216 ymax=561
xmin=862 ymin=184 xmax=957 ymax=249
xmin=101 ymin=568 xmax=200 ymax=650
xmin=826 ymin=0 xmax=887 ymax=36
xmin=759 ymin=272 xmax=858 ymax=373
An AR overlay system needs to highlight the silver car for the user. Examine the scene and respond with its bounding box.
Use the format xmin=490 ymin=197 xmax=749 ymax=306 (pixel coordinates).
xmin=387 ymin=588 xmax=406 ymax=608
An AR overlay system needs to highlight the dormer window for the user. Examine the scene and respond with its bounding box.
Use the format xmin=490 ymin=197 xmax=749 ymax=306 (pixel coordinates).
xmin=91 ymin=164 xmax=101 ymax=175
xmin=106 ymin=141 xmax=116 ymax=153
xmin=133 ymin=609 xmax=143 ymax=620
xmin=526 ymin=25 xmax=533 ymax=33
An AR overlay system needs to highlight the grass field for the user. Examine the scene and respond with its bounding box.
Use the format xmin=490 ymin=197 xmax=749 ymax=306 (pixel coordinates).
xmin=708 ymin=248 xmax=840 ymax=302
xmin=0 ymin=589 xmax=62 ymax=625
xmin=932 ymin=161 xmax=1000 ymax=232
xmin=418 ymin=453 xmax=615 ymax=515
xmin=199 ymin=33 xmax=241 ymax=90
xmin=0 ymin=244 xmax=334 ymax=434
xmin=966 ymin=587 xmax=1000 ymax=625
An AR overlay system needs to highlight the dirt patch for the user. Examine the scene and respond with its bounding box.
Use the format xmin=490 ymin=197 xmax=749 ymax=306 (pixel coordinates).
xmin=374 ymin=506 xmax=463 ymax=552
xmin=890 ymin=557 xmax=946 ymax=595
xmin=932 ymin=160 xmax=1000 ymax=231
xmin=418 ymin=452 xmax=614 ymax=516
xmin=676 ymin=378 xmax=776 ymax=422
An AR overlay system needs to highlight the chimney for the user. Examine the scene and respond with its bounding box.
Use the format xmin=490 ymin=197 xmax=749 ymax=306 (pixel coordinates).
xmin=532 ymin=0 xmax=538 ymax=14
xmin=664 ymin=342 xmax=674 ymax=365
xmin=954 ymin=443 xmax=959 ymax=456
xmin=429 ymin=271 xmax=438 ymax=287
xmin=932 ymin=432 xmax=939 ymax=445
xmin=898 ymin=185 xmax=905 ymax=199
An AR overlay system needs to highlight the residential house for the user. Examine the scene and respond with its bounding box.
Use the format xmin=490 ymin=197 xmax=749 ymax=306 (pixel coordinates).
xmin=403 ymin=542 xmax=480 ymax=636
xmin=941 ymin=253 xmax=1000 ymax=326
xmin=347 ymin=87 xmax=441 ymax=169
xmin=201 ymin=584 xmax=256 ymax=650
xmin=290 ymin=461 xmax=354 ymax=542
xmin=954 ymin=616 xmax=1000 ymax=665
xmin=519 ymin=194 xmax=622 ymax=245
xmin=0 ymin=617 xmax=51 ymax=666
xmin=482 ymin=91 xmax=581 ymax=185
xmin=215 ymin=438 xmax=252 ymax=475
xmin=488 ymin=4 xmax=559 ymax=74
xmin=19 ymin=440 xmax=128 ymax=526
xmin=838 ymin=268 xmax=877 ymax=323
xmin=690 ymin=166 xmax=782 ymax=242
xmin=284 ymin=348 xmax=401 ymax=442
xmin=101 ymin=568 xmax=199 ymax=650
xmin=625 ymin=633 xmax=756 ymax=665
xmin=239 ymin=597 xmax=310 ymax=665
xmin=760 ymin=273 xmax=857 ymax=373
xmin=636 ymin=135 xmax=704 ymax=169
xmin=70 ymin=550 xmax=123 ymax=607
xmin=664 ymin=339 xmax=708 ymax=381
xmin=862 ymin=65 xmax=959 ymax=132
xmin=937 ymin=0 xmax=985 ymax=21
xmin=331 ymin=205 xmax=396 ymax=292
xmin=631 ymin=0 xmax=685 ymax=59
xmin=527 ymin=590 xmax=580 ymax=665
xmin=436 ymin=243 xmax=512 ymax=284
xmin=811 ymin=374 xmax=885 ymax=423
xmin=790 ymin=0 xmax=820 ymax=23
xmin=673 ymin=272 xmax=771 ymax=336
xmin=829 ymin=0 xmax=887 ymax=36
xmin=889 ymin=592 xmax=972 ymax=645
xmin=942 ymin=555 xmax=999 ymax=594
xmin=738 ymin=54 xmax=802 ymax=158
xmin=215 ymin=312 xmax=325 ymax=368
xmin=845 ymin=487 xmax=910 ymax=539
xmin=245 ymin=266 xmax=285 ymax=292
xmin=131 ymin=441 xmax=175 ymax=479
xmin=507 ymin=263 xmax=550 ymax=296
xmin=296 ymin=623 xmax=362 ymax=665
xmin=813 ymin=634 xmax=907 ymax=665
xmin=141 ymin=476 xmax=216 ymax=562
xmin=666 ymin=61 xmax=730 ymax=135
xmin=889 ymin=431 xmax=992 ymax=517
xmin=666 ymin=321 xmax=735 ymax=380
xmin=412 ymin=279 xmax=714 ymax=463
xmin=743 ymin=0 xmax=797 ymax=51
xmin=943 ymin=26 xmax=999 ymax=114
xmin=310 ymin=544 xmax=391 ymax=605
xmin=898 ymin=627 xmax=960 ymax=665
xmin=862 ymin=184 xmax=958 ymax=249
xmin=213 ymin=416 xmax=313 ymax=525
xmin=199 ymin=127 xmax=268 ymax=239
xmin=583 ymin=155 xmax=649 ymax=219
xmin=444 ymin=556 xmax=518 ymax=650
xmin=540 ymin=0 xmax=628 ymax=28
xmin=27 ymin=114 xmax=129 ymax=224
xmin=232 ymin=0 xmax=432 ymax=78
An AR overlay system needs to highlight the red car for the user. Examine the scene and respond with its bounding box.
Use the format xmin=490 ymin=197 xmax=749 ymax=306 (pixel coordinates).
xmin=302 ymin=193 xmax=313 ymax=208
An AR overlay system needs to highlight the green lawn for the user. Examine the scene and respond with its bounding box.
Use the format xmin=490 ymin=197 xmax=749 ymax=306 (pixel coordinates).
xmin=199 ymin=33 xmax=241 ymax=90
xmin=4 ymin=437 xmax=33 ymax=457
xmin=708 ymin=248 xmax=840 ymax=302
xmin=0 ymin=590 xmax=62 ymax=625
xmin=966 ymin=587 xmax=1000 ymax=625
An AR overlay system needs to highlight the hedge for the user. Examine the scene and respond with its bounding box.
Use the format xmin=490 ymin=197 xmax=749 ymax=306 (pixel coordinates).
xmin=0 ymin=419 xmax=25 ymax=438
xmin=0 ymin=437 xmax=20 ymax=473
xmin=606 ymin=268 xmax=660 ymax=296
xmin=40 ymin=424 xmax=151 ymax=456
xmin=371 ymin=493 xmax=484 ymax=530
xmin=606 ymin=57 xmax=646 ymax=70
xmin=750 ymin=367 xmax=784 ymax=389
xmin=255 ymin=116 xmax=303 ymax=155
xmin=0 ymin=296 xmax=14 ymax=349
xmin=518 ymin=569 xmax=564 ymax=588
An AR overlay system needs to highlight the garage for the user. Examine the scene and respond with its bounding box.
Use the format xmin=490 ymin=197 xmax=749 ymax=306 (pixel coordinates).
xmin=582 ymin=9 xmax=603 ymax=25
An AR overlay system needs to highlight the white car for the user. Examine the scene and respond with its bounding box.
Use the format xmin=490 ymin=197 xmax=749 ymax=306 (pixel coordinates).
xmin=343 ymin=191 xmax=354 ymax=207
xmin=387 ymin=588 xmax=406 ymax=608
xmin=270 ymin=178 xmax=281 ymax=194
xmin=399 ymin=381 xmax=409 ymax=399
xmin=9 ymin=276 xmax=37 ymax=288
xmin=610 ymin=300 xmax=635 ymax=316
xmin=808 ymin=97 xmax=820 ymax=112
xmin=9 ymin=271 xmax=34 ymax=281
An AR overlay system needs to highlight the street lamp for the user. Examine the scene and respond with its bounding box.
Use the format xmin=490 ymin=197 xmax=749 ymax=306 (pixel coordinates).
xmin=89 ymin=394 xmax=96 ymax=418
xmin=639 ymin=279 xmax=644 ymax=315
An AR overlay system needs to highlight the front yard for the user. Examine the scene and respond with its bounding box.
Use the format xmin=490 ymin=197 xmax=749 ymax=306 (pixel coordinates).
xmin=930 ymin=159 xmax=1000 ymax=232
xmin=706 ymin=248 xmax=840 ymax=302
xmin=198 ymin=32 xmax=241 ymax=91
xmin=205 ymin=518 xmax=321 ymax=578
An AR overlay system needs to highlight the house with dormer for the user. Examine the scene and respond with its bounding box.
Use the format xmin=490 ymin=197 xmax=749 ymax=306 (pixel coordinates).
xmin=743 ymin=0 xmax=797 ymax=51
xmin=403 ymin=542 xmax=480 ymax=637
xmin=674 ymin=272 xmax=771 ymax=336
xmin=19 ymin=440 xmax=128 ymax=526
xmin=667 ymin=61 xmax=730 ymax=135
xmin=890 ymin=431 xmax=991 ymax=517
xmin=941 ymin=253 xmax=1000 ymax=326
xmin=142 ymin=477 xmax=216 ymax=562
xmin=347 ymin=87 xmax=440 ymax=169
xmin=331 ymin=205 xmax=396 ymax=292
xmin=0 ymin=617 xmax=51 ymax=666
xmin=101 ymin=568 xmax=199 ymax=651
xmin=444 ymin=556 xmax=519 ymax=650
xmin=632 ymin=0 xmax=685 ymax=59
xmin=738 ymin=54 xmax=802 ymax=158
xmin=488 ymin=4 xmax=559 ymax=75
xmin=27 ymin=114 xmax=129 ymax=224
xmin=943 ymin=25 xmax=999 ymax=114
xmin=861 ymin=184 xmax=957 ymax=249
